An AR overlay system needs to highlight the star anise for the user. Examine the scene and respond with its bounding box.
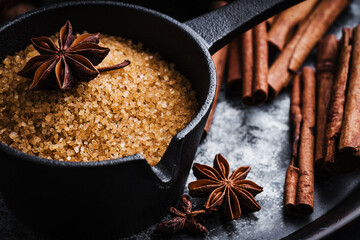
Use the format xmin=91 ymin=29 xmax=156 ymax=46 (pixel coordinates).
xmin=18 ymin=20 xmax=130 ymax=90
xmin=188 ymin=153 xmax=263 ymax=220
xmin=154 ymin=194 xmax=208 ymax=235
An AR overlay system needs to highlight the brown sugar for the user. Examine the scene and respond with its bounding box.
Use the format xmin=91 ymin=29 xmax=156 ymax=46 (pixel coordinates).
xmin=0 ymin=34 xmax=198 ymax=166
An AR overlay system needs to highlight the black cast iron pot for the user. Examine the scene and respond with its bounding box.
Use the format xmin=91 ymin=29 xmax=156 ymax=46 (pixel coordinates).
xmin=0 ymin=0 xmax=301 ymax=238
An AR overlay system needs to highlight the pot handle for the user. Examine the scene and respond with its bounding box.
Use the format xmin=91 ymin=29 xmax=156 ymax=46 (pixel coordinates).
xmin=184 ymin=0 xmax=303 ymax=54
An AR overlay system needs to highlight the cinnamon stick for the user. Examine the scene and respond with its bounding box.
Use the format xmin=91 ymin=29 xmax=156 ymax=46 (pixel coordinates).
xmin=266 ymin=15 xmax=277 ymax=28
xmin=226 ymin=37 xmax=242 ymax=96
xmin=203 ymin=44 xmax=228 ymax=137
xmin=323 ymin=28 xmax=352 ymax=172
xmin=268 ymin=0 xmax=351 ymax=99
xmin=203 ymin=0 xmax=228 ymax=137
xmin=267 ymin=25 xmax=303 ymax=99
xmin=289 ymin=0 xmax=352 ymax=72
xmin=314 ymin=35 xmax=338 ymax=169
xmin=285 ymin=73 xmax=301 ymax=214
xmin=268 ymin=11 xmax=318 ymax=99
xmin=252 ymin=22 xmax=268 ymax=104
xmin=240 ymin=29 xmax=254 ymax=105
xmin=285 ymin=165 xmax=300 ymax=214
xmin=268 ymin=0 xmax=318 ymax=51
xmin=296 ymin=67 xmax=316 ymax=215
xmin=339 ymin=25 xmax=360 ymax=157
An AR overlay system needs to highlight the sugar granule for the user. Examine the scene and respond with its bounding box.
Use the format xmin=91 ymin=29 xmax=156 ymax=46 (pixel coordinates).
xmin=0 ymin=34 xmax=198 ymax=166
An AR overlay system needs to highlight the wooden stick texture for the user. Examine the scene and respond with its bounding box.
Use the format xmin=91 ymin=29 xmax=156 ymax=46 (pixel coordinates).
xmin=268 ymin=0 xmax=351 ymax=100
xmin=289 ymin=0 xmax=352 ymax=72
xmin=226 ymin=37 xmax=242 ymax=96
xmin=324 ymin=28 xmax=353 ymax=171
xmin=268 ymin=0 xmax=318 ymax=51
xmin=285 ymin=73 xmax=302 ymax=214
xmin=339 ymin=25 xmax=360 ymax=156
xmin=314 ymin=35 xmax=338 ymax=168
xmin=240 ymin=29 xmax=254 ymax=105
xmin=252 ymin=22 xmax=268 ymax=104
xmin=296 ymin=67 xmax=316 ymax=215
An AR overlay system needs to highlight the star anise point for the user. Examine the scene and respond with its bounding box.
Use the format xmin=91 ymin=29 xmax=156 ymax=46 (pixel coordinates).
xmin=18 ymin=20 xmax=130 ymax=91
xmin=154 ymin=194 xmax=208 ymax=235
xmin=188 ymin=154 xmax=263 ymax=220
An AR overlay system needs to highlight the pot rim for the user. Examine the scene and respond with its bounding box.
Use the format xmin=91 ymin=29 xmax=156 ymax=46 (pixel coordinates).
xmin=0 ymin=0 xmax=216 ymax=168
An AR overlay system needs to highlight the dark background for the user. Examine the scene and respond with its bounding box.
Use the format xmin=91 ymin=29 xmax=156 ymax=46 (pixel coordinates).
xmin=0 ymin=0 xmax=212 ymax=23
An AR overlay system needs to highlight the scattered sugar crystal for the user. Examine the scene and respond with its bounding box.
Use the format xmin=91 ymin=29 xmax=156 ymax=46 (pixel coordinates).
xmin=9 ymin=132 xmax=18 ymax=140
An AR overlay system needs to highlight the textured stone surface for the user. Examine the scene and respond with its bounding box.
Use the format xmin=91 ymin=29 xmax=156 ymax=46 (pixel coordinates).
xmin=1 ymin=1 xmax=360 ymax=239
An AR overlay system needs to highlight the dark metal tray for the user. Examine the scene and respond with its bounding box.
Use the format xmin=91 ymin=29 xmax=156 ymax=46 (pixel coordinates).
xmin=1 ymin=0 xmax=360 ymax=239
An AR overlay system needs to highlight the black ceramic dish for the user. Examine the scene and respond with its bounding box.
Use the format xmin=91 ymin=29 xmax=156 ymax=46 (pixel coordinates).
xmin=0 ymin=0 xmax=301 ymax=238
